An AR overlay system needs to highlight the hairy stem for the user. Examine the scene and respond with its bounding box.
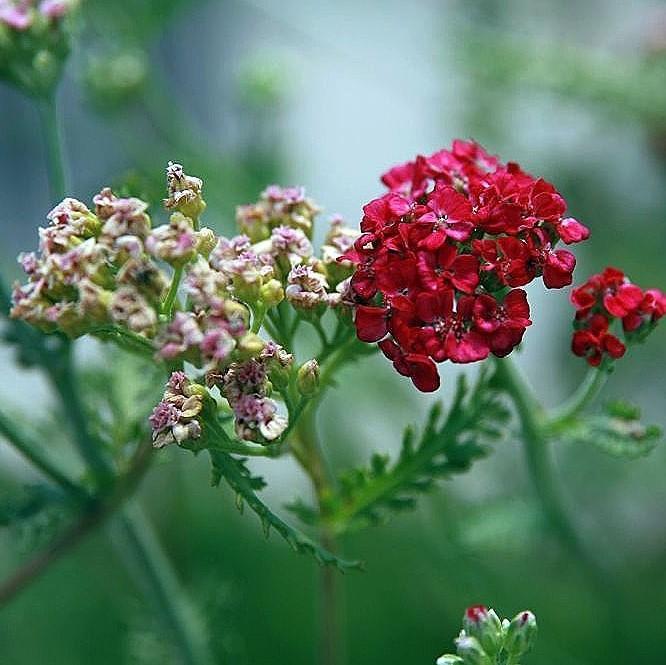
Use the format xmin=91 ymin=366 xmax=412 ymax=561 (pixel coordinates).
xmin=110 ymin=503 xmax=212 ymax=665
xmin=37 ymin=95 xmax=67 ymax=201
xmin=45 ymin=342 xmax=115 ymax=487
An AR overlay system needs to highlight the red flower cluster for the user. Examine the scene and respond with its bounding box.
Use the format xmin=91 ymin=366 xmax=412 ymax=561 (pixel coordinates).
xmin=342 ymin=140 xmax=590 ymax=391
xmin=571 ymin=267 xmax=665 ymax=366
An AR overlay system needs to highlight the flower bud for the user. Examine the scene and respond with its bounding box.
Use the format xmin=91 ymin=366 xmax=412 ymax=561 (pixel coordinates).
xmin=197 ymin=227 xmax=217 ymax=257
xmin=260 ymin=341 xmax=293 ymax=390
xmin=436 ymin=656 xmax=464 ymax=665
xmin=236 ymin=332 xmax=265 ymax=358
xmin=260 ymin=278 xmax=284 ymax=308
xmin=184 ymin=382 xmax=208 ymax=399
xmin=454 ymin=635 xmax=491 ymax=665
xmin=33 ymin=49 xmax=57 ymax=82
xmin=504 ymin=611 xmax=537 ymax=659
xmin=164 ymin=162 xmax=206 ymax=221
xmin=296 ymin=359 xmax=320 ymax=396
xmin=462 ymin=606 xmax=503 ymax=657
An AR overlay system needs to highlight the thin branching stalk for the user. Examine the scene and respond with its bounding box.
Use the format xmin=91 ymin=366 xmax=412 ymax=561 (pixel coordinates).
xmin=549 ymin=367 xmax=608 ymax=427
xmin=37 ymin=95 xmax=67 ymax=202
xmin=0 ymin=437 xmax=153 ymax=605
xmin=110 ymin=503 xmax=212 ymax=665
xmin=0 ymin=406 xmax=88 ymax=500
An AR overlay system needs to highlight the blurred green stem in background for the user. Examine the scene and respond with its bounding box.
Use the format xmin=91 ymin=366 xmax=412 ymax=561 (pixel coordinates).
xmin=493 ymin=357 xmax=628 ymax=658
xmin=37 ymin=94 xmax=67 ymax=202
xmin=493 ymin=358 xmax=595 ymax=568
xmin=110 ymin=503 xmax=213 ymax=665
xmin=0 ymin=91 xmax=214 ymax=664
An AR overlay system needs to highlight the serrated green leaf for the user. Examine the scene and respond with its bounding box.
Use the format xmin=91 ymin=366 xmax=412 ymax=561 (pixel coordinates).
xmin=570 ymin=416 xmax=661 ymax=459
xmin=208 ymin=449 xmax=363 ymax=572
xmin=325 ymin=367 xmax=506 ymax=534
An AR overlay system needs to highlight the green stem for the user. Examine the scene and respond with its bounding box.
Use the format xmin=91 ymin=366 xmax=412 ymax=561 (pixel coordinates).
xmin=292 ymin=407 xmax=343 ymax=665
xmin=549 ymin=368 xmax=608 ymax=426
xmin=251 ymin=303 xmax=266 ymax=334
xmin=205 ymin=417 xmax=280 ymax=458
xmin=110 ymin=503 xmax=212 ymax=665
xmin=493 ymin=358 xmax=593 ymax=561
xmin=162 ymin=265 xmax=184 ymax=318
xmin=45 ymin=342 xmax=115 ymax=486
xmin=493 ymin=357 xmax=628 ymax=657
xmin=0 ymin=406 xmax=87 ymax=500
xmin=37 ymin=96 xmax=67 ymax=201
xmin=0 ymin=437 xmax=153 ymax=606
xmin=88 ymin=324 xmax=156 ymax=358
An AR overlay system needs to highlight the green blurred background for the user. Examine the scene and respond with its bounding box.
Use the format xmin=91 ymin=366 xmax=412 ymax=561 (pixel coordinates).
xmin=1 ymin=1 xmax=665 ymax=663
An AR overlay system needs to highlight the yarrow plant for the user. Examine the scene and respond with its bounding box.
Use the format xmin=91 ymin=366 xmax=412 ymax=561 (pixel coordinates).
xmin=436 ymin=605 xmax=537 ymax=665
xmin=3 ymin=138 xmax=665 ymax=663
xmin=571 ymin=267 xmax=665 ymax=366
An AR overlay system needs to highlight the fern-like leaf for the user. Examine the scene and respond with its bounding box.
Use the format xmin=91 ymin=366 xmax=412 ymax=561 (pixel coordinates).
xmin=567 ymin=399 xmax=661 ymax=459
xmin=208 ymin=449 xmax=363 ymax=572
xmin=323 ymin=367 xmax=508 ymax=534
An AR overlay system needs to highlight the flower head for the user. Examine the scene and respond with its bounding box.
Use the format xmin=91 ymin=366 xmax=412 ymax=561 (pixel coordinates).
xmin=150 ymin=372 xmax=204 ymax=448
xmin=342 ymin=140 xmax=586 ymax=391
xmin=571 ymin=267 xmax=665 ymax=366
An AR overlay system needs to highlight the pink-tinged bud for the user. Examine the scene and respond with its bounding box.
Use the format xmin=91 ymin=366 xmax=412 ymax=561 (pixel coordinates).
xmin=145 ymin=213 xmax=198 ymax=266
xmin=462 ymin=606 xmax=503 ymax=656
xmin=150 ymin=372 xmax=205 ymax=448
xmin=504 ymin=610 xmax=537 ymax=659
xmin=164 ymin=161 xmax=206 ymax=221
xmin=285 ymin=264 xmax=329 ymax=310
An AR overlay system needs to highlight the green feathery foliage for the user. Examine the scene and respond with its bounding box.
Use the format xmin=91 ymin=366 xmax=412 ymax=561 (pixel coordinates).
xmin=566 ymin=399 xmax=661 ymax=459
xmin=208 ymin=449 xmax=363 ymax=572
xmin=302 ymin=368 xmax=508 ymax=534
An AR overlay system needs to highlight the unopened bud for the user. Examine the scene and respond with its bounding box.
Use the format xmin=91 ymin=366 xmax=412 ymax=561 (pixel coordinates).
xmin=436 ymin=656 xmax=464 ymax=665
xmin=296 ymin=359 xmax=320 ymax=396
xmin=184 ymin=382 xmax=208 ymax=398
xmin=462 ymin=606 xmax=503 ymax=657
xmin=260 ymin=342 xmax=293 ymax=390
xmin=223 ymin=299 xmax=251 ymax=328
xmin=454 ymin=635 xmax=491 ymax=665
xmin=504 ymin=611 xmax=537 ymax=659
xmin=33 ymin=50 xmax=56 ymax=79
xmin=197 ymin=227 xmax=217 ymax=257
xmin=236 ymin=332 xmax=265 ymax=358
xmin=260 ymin=278 xmax=284 ymax=308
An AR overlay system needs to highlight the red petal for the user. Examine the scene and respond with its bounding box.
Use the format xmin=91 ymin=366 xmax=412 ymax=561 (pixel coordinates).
xmin=355 ymin=305 xmax=388 ymax=342
xmin=405 ymin=354 xmax=440 ymax=392
xmin=558 ymin=217 xmax=590 ymax=244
